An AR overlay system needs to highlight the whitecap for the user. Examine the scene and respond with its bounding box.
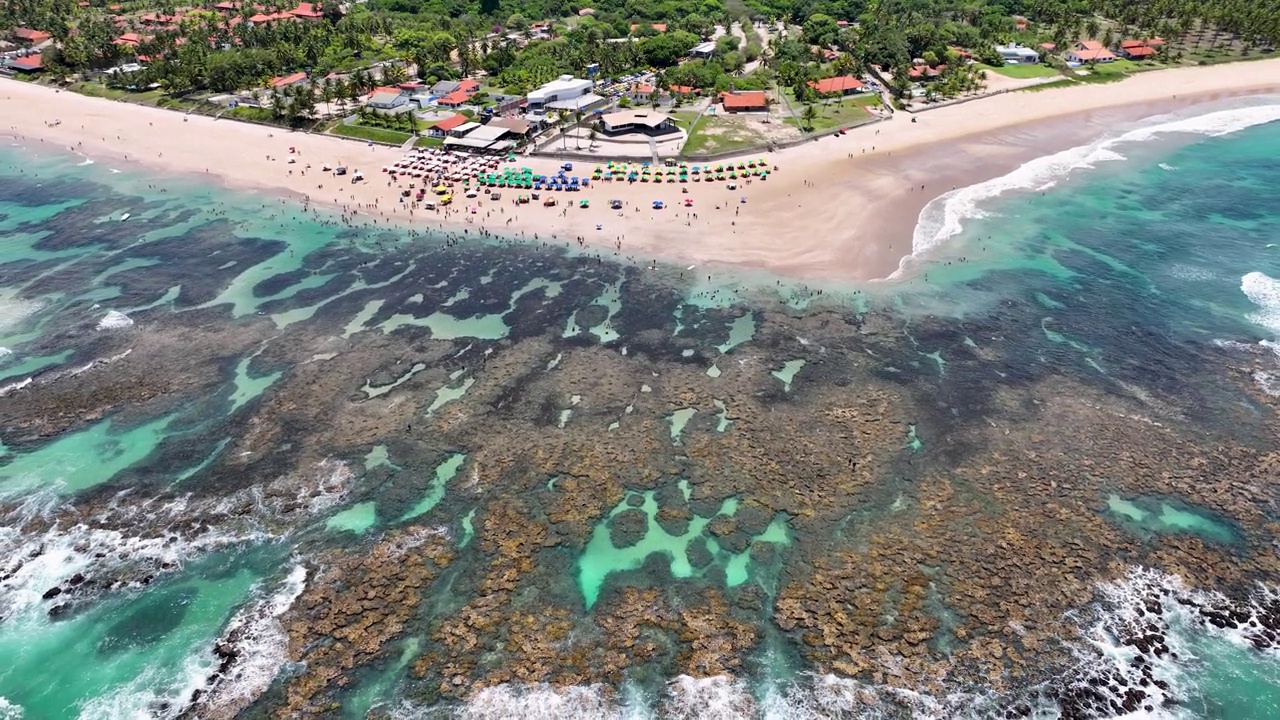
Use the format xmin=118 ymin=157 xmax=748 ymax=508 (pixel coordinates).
xmin=0 ymin=347 xmax=11 ymax=358
xmin=0 ymin=696 xmax=23 ymax=720
xmin=77 ymin=158 xmax=95 ymax=166
xmin=897 ymin=103 xmax=1280 ymax=278
xmin=97 ymin=310 xmax=134 ymax=330
xmin=1241 ymin=272 xmax=1280 ymax=335
xmin=190 ymin=565 xmax=308 ymax=719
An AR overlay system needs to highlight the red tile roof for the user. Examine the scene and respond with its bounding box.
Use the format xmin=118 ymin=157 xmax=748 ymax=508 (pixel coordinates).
xmin=270 ymin=71 xmax=308 ymax=87
xmin=633 ymin=83 xmax=654 ymax=94
xmin=1124 ymin=45 xmax=1158 ymax=57
xmin=432 ymin=114 xmax=469 ymax=132
xmin=719 ymin=90 xmax=768 ymax=109
xmin=289 ymin=2 xmax=323 ymax=18
xmin=670 ymin=85 xmax=697 ymax=95
xmin=13 ymin=28 xmax=52 ymax=43
xmin=808 ymin=75 xmax=865 ymax=94
xmin=457 ymin=78 xmax=479 ymax=92
xmin=10 ymin=54 xmax=45 ymax=70
xmin=437 ymin=90 xmax=470 ymax=106
xmin=1039 ymin=42 xmax=1056 ymax=50
xmin=114 ymin=33 xmax=142 ymax=45
xmin=1119 ymin=39 xmax=1146 ymax=49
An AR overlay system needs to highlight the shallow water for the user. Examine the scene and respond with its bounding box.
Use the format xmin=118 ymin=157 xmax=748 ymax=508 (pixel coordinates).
xmin=1 ymin=101 xmax=1279 ymax=718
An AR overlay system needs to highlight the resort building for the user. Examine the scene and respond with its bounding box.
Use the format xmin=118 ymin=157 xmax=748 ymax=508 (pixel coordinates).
xmin=486 ymin=116 xmax=534 ymax=140
xmin=6 ymin=54 xmax=44 ymax=73
xmin=597 ymin=110 xmax=677 ymax=136
xmin=444 ymin=124 xmax=515 ymax=152
xmin=368 ymin=87 xmax=410 ymax=112
xmin=718 ymin=90 xmax=769 ymax=113
xmin=1067 ymin=40 xmax=1116 ymax=63
xmin=628 ymin=83 xmax=654 ymax=104
xmin=807 ymin=75 xmax=866 ymax=96
xmin=526 ymin=75 xmax=597 ymax=111
xmin=269 ymin=71 xmax=308 ymax=88
xmin=995 ymin=43 xmax=1040 ymax=64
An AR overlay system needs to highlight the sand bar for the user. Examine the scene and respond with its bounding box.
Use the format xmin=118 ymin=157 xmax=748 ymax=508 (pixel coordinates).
xmin=2 ymin=59 xmax=1279 ymax=282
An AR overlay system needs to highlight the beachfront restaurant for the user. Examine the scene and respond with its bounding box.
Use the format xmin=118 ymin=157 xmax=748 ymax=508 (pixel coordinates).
xmin=443 ymin=124 xmax=515 ymax=153
xmin=598 ymin=110 xmax=678 ymax=137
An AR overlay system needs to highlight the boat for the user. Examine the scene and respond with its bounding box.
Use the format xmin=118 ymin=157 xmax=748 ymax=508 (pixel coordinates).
xmin=119 ymin=213 xmax=130 ymax=221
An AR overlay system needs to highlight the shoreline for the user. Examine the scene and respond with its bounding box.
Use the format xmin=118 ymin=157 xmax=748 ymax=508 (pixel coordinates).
xmin=3 ymin=60 xmax=1280 ymax=283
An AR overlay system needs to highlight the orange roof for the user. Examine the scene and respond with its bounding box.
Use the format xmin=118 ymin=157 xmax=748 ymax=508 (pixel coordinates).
xmin=634 ymin=83 xmax=654 ymax=93
xmin=289 ymin=2 xmax=324 ymax=17
xmin=1071 ymin=46 xmax=1116 ymax=61
xmin=13 ymin=28 xmax=52 ymax=42
xmin=1120 ymin=39 xmax=1146 ymax=48
xmin=1039 ymin=42 xmax=1056 ymax=50
xmin=907 ymin=64 xmax=945 ymax=79
xmin=10 ymin=54 xmax=45 ymax=70
xmin=432 ymin=114 xmax=469 ymax=132
xmin=720 ymin=90 xmax=767 ymax=109
xmin=808 ymin=75 xmax=865 ymax=94
xmin=438 ymin=90 xmax=470 ymax=105
xmin=1076 ymin=40 xmax=1103 ymax=51
xmin=1125 ymin=45 xmax=1157 ymax=57
xmin=114 ymin=32 xmax=142 ymax=45
xmin=270 ymin=71 xmax=308 ymax=87
xmin=670 ymin=85 xmax=697 ymax=95
xmin=457 ymin=78 xmax=479 ymax=92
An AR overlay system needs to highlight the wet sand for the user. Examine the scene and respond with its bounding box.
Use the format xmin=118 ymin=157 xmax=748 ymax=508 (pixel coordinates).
xmin=2 ymin=60 xmax=1278 ymax=282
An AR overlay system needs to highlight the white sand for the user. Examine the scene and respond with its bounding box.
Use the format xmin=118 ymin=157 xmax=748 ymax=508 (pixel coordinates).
xmin=3 ymin=59 xmax=1278 ymax=281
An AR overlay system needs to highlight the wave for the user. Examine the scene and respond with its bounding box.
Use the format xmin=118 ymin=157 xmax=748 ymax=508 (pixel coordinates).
xmin=184 ymin=564 xmax=308 ymax=720
xmin=0 ymin=696 xmax=22 ymax=720
xmin=77 ymin=158 xmax=95 ymax=166
xmin=1241 ymin=271 xmax=1280 ymax=336
xmin=97 ymin=310 xmax=134 ymax=330
xmin=897 ymin=103 xmax=1280 ymax=278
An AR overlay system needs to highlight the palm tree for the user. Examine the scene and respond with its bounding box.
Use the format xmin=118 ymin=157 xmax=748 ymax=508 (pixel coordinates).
xmin=321 ymin=78 xmax=334 ymax=117
xmin=573 ymin=109 xmax=583 ymax=149
xmin=801 ymin=102 xmax=817 ymax=131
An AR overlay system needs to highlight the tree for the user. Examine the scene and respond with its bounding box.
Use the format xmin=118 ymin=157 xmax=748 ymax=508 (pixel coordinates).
xmin=803 ymin=14 xmax=840 ymax=48
xmin=801 ymin=102 xmax=817 ymax=131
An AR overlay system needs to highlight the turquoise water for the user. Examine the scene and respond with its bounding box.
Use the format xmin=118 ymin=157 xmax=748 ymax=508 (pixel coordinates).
xmin=1 ymin=103 xmax=1279 ymax=718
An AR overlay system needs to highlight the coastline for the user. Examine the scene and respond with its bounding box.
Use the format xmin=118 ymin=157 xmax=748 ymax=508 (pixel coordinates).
xmin=3 ymin=59 xmax=1280 ymax=283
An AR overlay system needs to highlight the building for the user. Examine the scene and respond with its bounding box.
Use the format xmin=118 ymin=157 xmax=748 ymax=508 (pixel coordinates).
xmin=269 ymin=71 xmax=308 ymax=88
xmin=368 ymin=88 xmax=409 ymax=111
xmin=719 ymin=90 xmax=768 ymax=112
xmin=908 ymin=64 xmax=945 ymax=81
xmin=426 ymin=113 xmax=469 ymax=138
xmin=1067 ymin=40 xmax=1116 ymax=64
xmin=444 ymin=124 xmax=514 ymax=152
xmin=670 ymin=85 xmax=698 ymax=97
xmin=289 ymin=2 xmax=324 ymax=19
xmin=689 ymin=41 xmax=716 ymax=59
xmin=807 ymin=75 xmax=866 ymax=96
xmin=114 ymin=32 xmax=142 ymax=47
xmin=486 ymin=93 xmax=524 ymax=114
xmin=12 ymin=28 xmax=52 ymax=45
xmin=430 ymin=79 xmax=461 ymax=96
xmin=526 ymin=75 xmax=593 ymax=111
xmin=995 ymin=43 xmax=1040 ymax=64
xmin=7 ymin=54 xmax=44 ymax=72
xmin=1119 ymin=39 xmax=1162 ymax=60
xmin=598 ymin=110 xmax=677 ymax=136
xmin=629 ymin=83 xmax=654 ymax=104
xmin=485 ymin=116 xmax=532 ymax=139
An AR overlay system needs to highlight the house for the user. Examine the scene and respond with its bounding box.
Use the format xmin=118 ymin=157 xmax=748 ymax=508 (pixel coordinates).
xmin=1039 ymin=42 xmax=1057 ymax=52
xmin=996 ymin=43 xmax=1040 ymax=64
xmin=629 ymin=83 xmax=654 ymax=103
xmin=430 ymin=79 xmax=461 ymax=96
xmin=289 ymin=2 xmax=324 ymax=19
xmin=12 ymin=28 xmax=52 ymax=45
xmin=7 ymin=53 xmax=44 ymax=72
xmin=426 ymin=113 xmax=469 ymax=138
xmin=836 ymin=20 xmax=849 ymax=27
xmin=436 ymin=90 xmax=471 ymax=107
xmin=719 ymin=90 xmax=768 ymax=112
xmin=487 ymin=93 xmax=524 ymax=114
xmin=670 ymin=85 xmax=698 ymax=97
xmin=907 ymin=64 xmax=945 ymax=81
xmin=114 ymin=33 xmax=142 ymax=46
xmin=629 ymin=23 xmax=667 ymax=34
xmin=598 ymin=110 xmax=677 ymax=136
xmin=526 ymin=75 xmax=593 ymax=111
xmin=368 ymin=88 xmax=409 ymax=111
xmin=820 ymin=48 xmax=842 ymax=62
xmin=485 ymin=115 xmax=532 ymax=139
xmin=269 ymin=71 xmax=308 ymax=88
xmin=807 ymin=75 xmax=866 ymax=96
xmin=689 ymin=41 xmax=716 ymax=59
xmin=1067 ymin=40 xmax=1116 ymax=63
xmin=457 ymin=78 xmax=480 ymax=94
xmin=1119 ymin=39 xmax=1161 ymax=60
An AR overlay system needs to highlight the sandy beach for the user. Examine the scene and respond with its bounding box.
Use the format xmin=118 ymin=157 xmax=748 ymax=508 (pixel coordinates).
xmin=3 ymin=59 xmax=1279 ymax=282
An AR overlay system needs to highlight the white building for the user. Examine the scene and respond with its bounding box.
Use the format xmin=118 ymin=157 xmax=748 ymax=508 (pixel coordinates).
xmin=689 ymin=41 xmax=716 ymax=59
xmin=368 ymin=90 xmax=410 ymax=111
xmin=995 ymin=43 xmax=1040 ymax=64
xmin=526 ymin=75 xmax=594 ymax=111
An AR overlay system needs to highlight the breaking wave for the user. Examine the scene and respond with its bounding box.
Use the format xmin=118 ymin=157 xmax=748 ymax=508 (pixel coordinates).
xmin=97 ymin=310 xmax=134 ymax=330
xmin=897 ymin=102 xmax=1280 ymax=278
xmin=186 ymin=564 xmax=308 ymax=719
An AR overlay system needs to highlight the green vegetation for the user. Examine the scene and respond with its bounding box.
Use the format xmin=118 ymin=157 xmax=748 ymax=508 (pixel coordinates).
xmin=783 ymin=97 xmax=872 ymax=132
xmin=979 ymin=62 xmax=1060 ymax=79
xmin=330 ymin=123 xmax=413 ymax=145
xmin=680 ymin=115 xmax=766 ymax=156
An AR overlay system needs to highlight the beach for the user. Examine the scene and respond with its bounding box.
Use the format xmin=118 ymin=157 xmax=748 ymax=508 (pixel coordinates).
xmin=3 ymin=59 xmax=1279 ymax=282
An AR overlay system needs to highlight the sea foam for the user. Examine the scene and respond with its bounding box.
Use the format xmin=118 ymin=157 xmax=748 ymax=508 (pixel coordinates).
xmin=900 ymin=103 xmax=1280 ymax=278
xmin=97 ymin=310 xmax=134 ymax=330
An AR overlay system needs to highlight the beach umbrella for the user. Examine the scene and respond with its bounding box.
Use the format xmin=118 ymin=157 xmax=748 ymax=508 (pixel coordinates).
xmin=652 ymin=200 xmax=664 ymax=209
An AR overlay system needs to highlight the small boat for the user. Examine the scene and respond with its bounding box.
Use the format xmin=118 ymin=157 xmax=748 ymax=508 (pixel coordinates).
xmin=119 ymin=213 xmax=130 ymax=221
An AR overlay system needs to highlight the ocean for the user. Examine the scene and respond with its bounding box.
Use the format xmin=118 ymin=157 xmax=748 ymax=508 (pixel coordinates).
xmin=0 ymin=95 xmax=1279 ymax=720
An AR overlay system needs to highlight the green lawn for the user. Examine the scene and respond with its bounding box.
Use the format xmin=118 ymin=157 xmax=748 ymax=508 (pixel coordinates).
xmin=414 ymin=136 xmax=444 ymax=148
xmin=979 ymin=62 xmax=1061 ymax=79
xmin=783 ymin=96 xmax=873 ymax=132
xmin=680 ymin=115 xmax=766 ymax=157
xmin=330 ymin=123 xmax=413 ymax=144
xmin=226 ymin=105 xmax=276 ymax=123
